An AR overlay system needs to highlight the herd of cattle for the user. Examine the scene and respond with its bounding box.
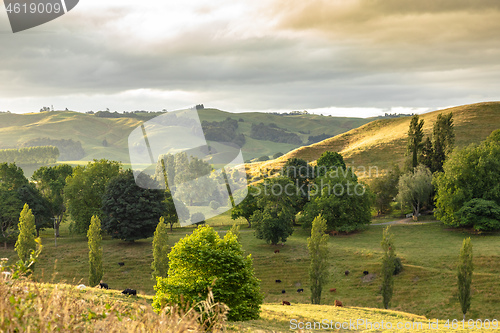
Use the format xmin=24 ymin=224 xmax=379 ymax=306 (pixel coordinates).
xmin=275 ymin=248 xmax=370 ymax=307
xmin=74 ymin=251 xmax=372 ymax=308
xmin=75 ymin=262 xmax=137 ymax=296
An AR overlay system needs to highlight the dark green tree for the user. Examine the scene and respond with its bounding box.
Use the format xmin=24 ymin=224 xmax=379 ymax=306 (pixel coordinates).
xmin=308 ymin=215 xmax=329 ymax=304
xmin=457 ymin=237 xmax=473 ymax=320
xmin=231 ymin=186 xmax=259 ymax=228
xmin=371 ymin=165 xmax=401 ymax=215
xmin=406 ymin=115 xmax=424 ymax=169
xmin=302 ymin=168 xmax=372 ymax=232
xmin=32 ymin=164 xmax=73 ymax=237
xmin=0 ymin=187 xmax=23 ymax=247
xmin=17 ymin=184 xmax=52 ymax=237
xmin=64 ymin=159 xmax=120 ymax=234
xmin=432 ymin=112 xmax=454 ymax=172
xmin=153 ymin=225 xmax=263 ymax=321
xmin=0 ymin=162 xmax=28 ymax=190
xmin=282 ymin=158 xmax=313 ymax=215
xmin=315 ymin=151 xmax=346 ymax=177
xmin=434 ymin=131 xmax=500 ymax=229
xmin=102 ymin=170 xmax=166 ymax=242
xmin=251 ymin=177 xmax=299 ymax=244
xmin=0 ymin=163 xmax=28 ymax=246
xmin=457 ymin=199 xmax=500 ymax=231
xmin=420 ymin=137 xmax=434 ymax=171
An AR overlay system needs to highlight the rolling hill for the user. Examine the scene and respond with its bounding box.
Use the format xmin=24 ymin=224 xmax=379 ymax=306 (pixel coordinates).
xmin=0 ymin=109 xmax=372 ymax=170
xmin=249 ymin=102 xmax=500 ymax=180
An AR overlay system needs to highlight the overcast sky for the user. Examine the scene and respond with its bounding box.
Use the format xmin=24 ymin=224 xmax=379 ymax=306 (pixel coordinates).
xmin=1 ymin=0 xmax=500 ymax=117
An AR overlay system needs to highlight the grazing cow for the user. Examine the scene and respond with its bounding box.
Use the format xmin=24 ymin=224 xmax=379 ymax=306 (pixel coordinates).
xmin=274 ymin=249 xmax=280 ymax=254
xmin=76 ymin=284 xmax=86 ymax=290
xmin=99 ymin=281 xmax=109 ymax=289
xmin=329 ymin=288 xmax=336 ymax=292
xmin=363 ymin=271 xmax=369 ymax=276
xmin=118 ymin=262 xmax=125 ymax=267
xmin=282 ymin=300 xmax=291 ymax=305
xmin=122 ymin=288 xmax=137 ymax=296
xmin=329 ymin=230 xmax=339 ymax=236
xmin=275 ymin=279 xmax=282 ymax=283
xmin=282 ymin=290 xmax=286 ymax=294
xmin=297 ymin=288 xmax=304 ymax=293
xmin=334 ymin=300 xmax=343 ymax=307
xmin=345 ymin=270 xmax=350 ymax=276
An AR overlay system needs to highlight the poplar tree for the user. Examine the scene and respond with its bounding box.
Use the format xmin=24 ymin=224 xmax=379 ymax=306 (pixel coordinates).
xmin=87 ymin=215 xmax=103 ymax=287
xmin=308 ymin=215 xmax=329 ymax=304
xmin=407 ymin=115 xmax=424 ymax=169
xmin=458 ymin=237 xmax=473 ymax=320
xmin=381 ymin=226 xmax=396 ymax=309
xmin=151 ymin=217 xmax=169 ymax=280
xmin=15 ymin=203 xmax=37 ymax=262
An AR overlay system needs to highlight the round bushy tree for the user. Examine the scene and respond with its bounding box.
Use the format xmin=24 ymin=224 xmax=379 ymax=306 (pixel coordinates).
xmin=102 ymin=170 xmax=166 ymax=241
xmin=153 ymin=225 xmax=262 ymax=321
xmin=434 ymin=131 xmax=500 ymax=230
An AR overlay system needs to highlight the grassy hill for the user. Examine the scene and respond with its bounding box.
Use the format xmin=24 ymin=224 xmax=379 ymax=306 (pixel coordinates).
xmin=5 ymin=279 xmax=484 ymax=332
xmin=249 ymin=102 xmax=500 ymax=179
xmin=0 ymin=109 xmax=371 ymax=173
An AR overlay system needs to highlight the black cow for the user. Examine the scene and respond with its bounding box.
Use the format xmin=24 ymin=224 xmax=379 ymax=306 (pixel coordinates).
xmin=363 ymin=271 xmax=369 ymax=275
xmin=122 ymin=288 xmax=137 ymax=296
xmin=118 ymin=262 xmax=125 ymax=267
xmin=99 ymin=282 xmax=109 ymax=289
xmin=345 ymin=270 xmax=350 ymax=276
xmin=281 ymin=290 xmax=286 ymax=294
xmin=275 ymin=279 xmax=282 ymax=283
xmin=297 ymin=288 xmax=304 ymax=293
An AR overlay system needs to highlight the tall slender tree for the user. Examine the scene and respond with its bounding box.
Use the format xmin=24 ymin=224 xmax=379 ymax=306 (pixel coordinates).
xmin=406 ymin=115 xmax=425 ymax=169
xmin=151 ymin=217 xmax=169 ymax=280
xmin=15 ymin=204 xmax=37 ymax=262
xmin=432 ymin=113 xmax=454 ymax=172
xmin=308 ymin=215 xmax=329 ymax=304
xmin=381 ymin=226 xmax=395 ymax=309
xmin=87 ymin=215 xmax=103 ymax=287
xmin=458 ymin=237 xmax=473 ymax=320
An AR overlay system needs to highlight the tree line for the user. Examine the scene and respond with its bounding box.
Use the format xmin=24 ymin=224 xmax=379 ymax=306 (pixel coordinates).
xmin=0 ymin=146 xmax=59 ymax=165
xmin=250 ymin=122 xmax=303 ymax=145
xmin=201 ymin=117 xmax=246 ymax=147
xmin=20 ymin=138 xmax=85 ymax=161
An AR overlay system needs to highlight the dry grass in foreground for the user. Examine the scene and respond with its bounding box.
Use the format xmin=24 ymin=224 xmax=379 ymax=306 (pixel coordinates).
xmin=0 ymin=274 xmax=228 ymax=332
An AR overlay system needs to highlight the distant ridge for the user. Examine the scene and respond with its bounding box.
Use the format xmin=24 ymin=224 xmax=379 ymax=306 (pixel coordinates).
xmin=0 ymin=108 xmax=371 ymax=166
xmin=249 ymin=102 xmax=500 ymax=179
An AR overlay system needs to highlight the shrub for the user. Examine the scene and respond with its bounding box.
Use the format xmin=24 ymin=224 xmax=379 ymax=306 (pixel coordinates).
xmin=393 ymin=257 xmax=403 ymax=275
xmin=153 ymin=225 xmax=262 ymax=321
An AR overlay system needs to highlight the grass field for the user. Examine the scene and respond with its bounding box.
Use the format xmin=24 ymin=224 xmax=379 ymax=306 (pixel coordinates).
xmin=1 ymin=212 xmax=499 ymax=326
